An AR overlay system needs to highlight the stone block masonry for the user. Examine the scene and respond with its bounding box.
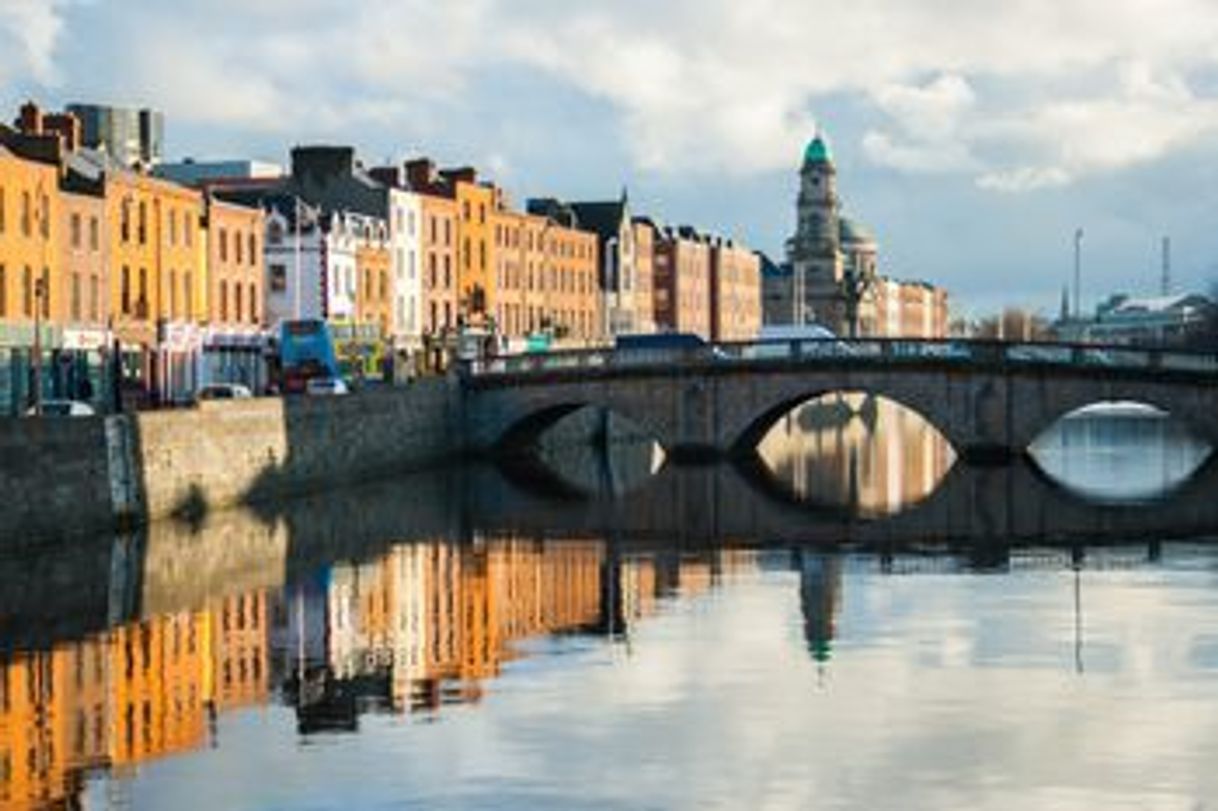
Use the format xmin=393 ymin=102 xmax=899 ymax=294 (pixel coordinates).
xmin=0 ymin=377 xmax=464 ymax=547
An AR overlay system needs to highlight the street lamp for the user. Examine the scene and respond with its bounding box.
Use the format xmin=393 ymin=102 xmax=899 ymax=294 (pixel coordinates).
xmin=1073 ymin=227 xmax=1084 ymax=319
xmin=32 ymin=274 xmax=47 ymax=416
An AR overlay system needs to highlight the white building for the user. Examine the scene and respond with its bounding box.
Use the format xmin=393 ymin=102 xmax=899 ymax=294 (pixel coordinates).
xmin=387 ymin=188 xmax=423 ymax=352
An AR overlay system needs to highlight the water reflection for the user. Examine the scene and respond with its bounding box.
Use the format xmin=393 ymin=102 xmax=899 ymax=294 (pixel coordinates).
xmin=4 ymin=410 xmax=1218 ymax=809
xmin=1031 ymin=405 xmax=1212 ymax=501
xmin=5 ymin=531 xmax=1217 ymax=809
xmin=756 ymin=394 xmax=955 ymax=515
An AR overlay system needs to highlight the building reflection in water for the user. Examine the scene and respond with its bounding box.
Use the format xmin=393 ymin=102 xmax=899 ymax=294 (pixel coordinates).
xmin=757 ymin=393 xmax=955 ymax=515
xmin=0 ymin=534 xmax=758 ymax=809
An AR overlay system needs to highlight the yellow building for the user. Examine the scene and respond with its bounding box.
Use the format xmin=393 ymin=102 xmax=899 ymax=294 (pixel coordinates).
xmin=0 ymin=144 xmax=61 ymax=361
xmin=90 ymin=156 xmax=205 ymax=402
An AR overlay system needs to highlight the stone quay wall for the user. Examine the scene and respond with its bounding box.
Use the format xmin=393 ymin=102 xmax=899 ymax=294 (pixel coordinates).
xmin=0 ymin=377 xmax=463 ymax=546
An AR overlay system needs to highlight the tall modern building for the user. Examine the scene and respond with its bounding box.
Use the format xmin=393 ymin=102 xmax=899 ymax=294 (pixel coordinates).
xmin=66 ymin=103 xmax=164 ymax=167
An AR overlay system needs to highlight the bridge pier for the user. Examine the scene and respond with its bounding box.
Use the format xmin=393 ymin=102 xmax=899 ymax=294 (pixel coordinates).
xmin=958 ymin=444 xmax=1021 ymax=466
xmin=667 ymin=443 xmax=727 ymax=465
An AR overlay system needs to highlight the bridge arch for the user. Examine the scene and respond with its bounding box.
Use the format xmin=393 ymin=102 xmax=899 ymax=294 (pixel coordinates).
xmin=726 ymin=380 xmax=963 ymax=458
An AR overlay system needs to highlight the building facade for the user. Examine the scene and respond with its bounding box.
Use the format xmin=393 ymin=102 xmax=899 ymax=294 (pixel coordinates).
xmin=710 ymin=238 xmax=761 ymax=342
xmin=654 ymin=226 xmax=712 ymax=338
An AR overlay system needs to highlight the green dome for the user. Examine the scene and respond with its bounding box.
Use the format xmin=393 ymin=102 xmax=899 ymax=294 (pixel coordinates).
xmin=804 ymin=133 xmax=832 ymax=164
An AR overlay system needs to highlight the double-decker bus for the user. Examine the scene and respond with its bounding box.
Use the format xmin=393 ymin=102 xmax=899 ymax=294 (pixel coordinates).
xmin=273 ymin=319 xmax=340 ymax=393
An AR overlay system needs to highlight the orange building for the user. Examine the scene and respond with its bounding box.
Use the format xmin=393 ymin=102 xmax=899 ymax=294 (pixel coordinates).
xmin=0 ymin=144 xmax=61 ymax=352
xmin=205 ymin=197 xmax=264 ymax=330
xmin=355 ymin=219 xmax=393 ymax=339
xmin=420 ymin=193 xmax=459 ymax=340
xmin=655 ymin=226 xmax=712 ymax=338
xmin=59 ymin=190 xmax=106 ymax=330
xmin=88 ymin=153 xmax=205 ymax=402
xmin=406 ymin=160 xmax=496 ymax=327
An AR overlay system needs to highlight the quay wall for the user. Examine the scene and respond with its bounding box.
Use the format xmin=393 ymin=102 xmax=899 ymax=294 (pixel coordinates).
xmin=0 ymin=377 xmax=463 ymax=546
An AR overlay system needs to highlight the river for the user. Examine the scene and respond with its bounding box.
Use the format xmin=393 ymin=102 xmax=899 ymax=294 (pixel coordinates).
xmin=1 ymin=401 xmax=1215 ymax=810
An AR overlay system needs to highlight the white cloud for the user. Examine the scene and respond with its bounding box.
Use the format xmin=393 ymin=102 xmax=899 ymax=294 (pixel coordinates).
xmin=976 ymin=166 xmax=1072 ymax=193
xmin=7 ymin=0 xmax=1218 ymax=185
xmin=0 ymin=0 xmax=67 ymax=85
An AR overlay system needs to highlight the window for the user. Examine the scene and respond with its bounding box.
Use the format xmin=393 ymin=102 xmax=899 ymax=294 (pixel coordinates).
xmin=248 ymin=283 xmax=257 ymax=323
xmin=39 ymin=194 xmax=49 ymax=238
xmin=0 ymin=265 xmax=5 ymax=315
xmin=379 ymin=269 xmax=388 ymax=300
xmin=138 ymin=268 xmax=147 ymax=314
xmin=235 ymin=230 xmax=243 ymax=264
xmin=219 ymin=228 xmax=228 ymax=262
xmin=22 ymin=266 xmax=32 ymax=317
xmin=428 ymin=254 xmax=436 ymax=287
xmin=463 ymin=237 xmax=470 ymax=270
xmin=183 ymin=272 xmax=192 ymax=319
xmin=184 ymin=215 xmax=192 ymax=247
xmin=444 ymin=219 xmax=451 ymax=246
xmin=479 ymin=203 xmax=486 ymax=224
xmin=248 ymin=233 xmax=257 ymax=265
xmin=0 ymin=186 xmax=5 ymax=233
xmin=463 ymin=201 xmax=470 ymax=221
xmin=270 ymin=264 xmax=287 ymax=292
xmin=121 ymin=266 xmax=131 ymax=314
xmin=89 ymin=275 xmax=99 ymax=322
xmin=169 ymin=270 xmax=177 ymax=319
xmin=120 ymin=199 xmax=131 ymax=242
xmin=21 ymin=191 xmax=31 ymax=236
xmin=444 ymin=255 xmax=451 ymax=288
xmin=89 ymin=216 xmax=99 ymax=251
xmin=479 ymin=241 xmax=486 ymax=271
xmin=219 ymin=281 xmax=228 ymax=321
xmin=137 ymin=201 xmax=146 ymax=244
xmin=268 ymin=220 xmax=284 ymax=245
xmin=168 ymin=210 xmax=177 ymax=245
xmin=234 ymin=282 xmax=243 ymax=322
xmin=71 ymin=273 xmax=81 ymax=321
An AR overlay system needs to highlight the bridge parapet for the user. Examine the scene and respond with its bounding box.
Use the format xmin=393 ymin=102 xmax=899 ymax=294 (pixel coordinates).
xmin=462 ymin=339 xmax=1218 ymax=463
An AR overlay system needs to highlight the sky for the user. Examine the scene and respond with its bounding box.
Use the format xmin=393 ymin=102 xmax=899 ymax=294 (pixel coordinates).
xmin=4 ymin=0 xmax=1218 ymax=316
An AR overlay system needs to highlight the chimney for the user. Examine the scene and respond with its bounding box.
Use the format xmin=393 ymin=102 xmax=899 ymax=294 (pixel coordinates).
xmin=16 ymin=101 xmax=42 ymax=135
xmin=291 ymin=145 xmax=356 ymax=182
xmin=404 ymin=158 xmax=437 ymax=190
xmin=42 ymin=112 xmax=82 ymax=152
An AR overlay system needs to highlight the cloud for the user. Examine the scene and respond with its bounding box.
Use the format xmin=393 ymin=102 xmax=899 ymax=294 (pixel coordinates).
xmin=9 ymin=0 xmax=1218 ymax=184
xmin=976 ymin=166 xmax=1072 ymax=193
xmin=0 ymin=0 xmax=67 ymax=85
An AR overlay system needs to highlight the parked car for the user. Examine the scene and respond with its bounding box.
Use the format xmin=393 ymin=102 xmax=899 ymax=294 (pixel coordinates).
xmin=305 ymin=377 xmax=350 ymax=397
xmin=197 ymin=383 xmax=253 ymax=402
xmin=25 ymin=400 xmax=95 ymax=417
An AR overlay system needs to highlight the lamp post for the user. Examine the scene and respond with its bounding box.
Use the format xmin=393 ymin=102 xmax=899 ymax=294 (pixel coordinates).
xmin=32 ymin=275 xmax=47 ymax=416
xmin=1073 ymin=227 xmax=1084 ymax=319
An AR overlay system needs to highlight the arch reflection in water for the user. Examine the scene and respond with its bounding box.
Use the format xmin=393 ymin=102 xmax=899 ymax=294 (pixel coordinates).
xmin=756 ymin=393 xmax=955 ymax=516
xmin=524 ymin=406 xmax=665 ymax=497
xmin=1030 ymin=402 xmax=1213 ymax=502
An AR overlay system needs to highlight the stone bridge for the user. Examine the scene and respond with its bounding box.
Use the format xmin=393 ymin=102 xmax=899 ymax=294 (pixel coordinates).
xmin=463 ymin=339 xmax=1218 ymax=462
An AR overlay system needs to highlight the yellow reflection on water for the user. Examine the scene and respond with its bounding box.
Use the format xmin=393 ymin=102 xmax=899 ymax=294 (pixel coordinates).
xmin=757 ymin=393 xmax=955 ymax=515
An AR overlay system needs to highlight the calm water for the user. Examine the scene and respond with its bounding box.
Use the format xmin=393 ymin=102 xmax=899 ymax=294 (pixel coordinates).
xmin=2 ymin=404 xmax=1217 ymax=810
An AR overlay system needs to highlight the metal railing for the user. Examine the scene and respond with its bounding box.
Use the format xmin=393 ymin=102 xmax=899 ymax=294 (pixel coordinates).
xmin=463 ymin=338 xmax=1218 ymax=379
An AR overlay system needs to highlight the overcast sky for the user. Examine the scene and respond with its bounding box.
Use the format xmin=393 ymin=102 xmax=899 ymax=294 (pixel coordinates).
xmin=5 ymin=0 xmax=1218 ymax=316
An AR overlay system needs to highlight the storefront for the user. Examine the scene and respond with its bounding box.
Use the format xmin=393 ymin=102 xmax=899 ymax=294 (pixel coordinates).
xmin=0 ymin=321 xmax=62 ymax=416
xmin=203 ymin=327 xmax=270 ymax=394
xmin=156 ymin=321 xmax=205 ymax=406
